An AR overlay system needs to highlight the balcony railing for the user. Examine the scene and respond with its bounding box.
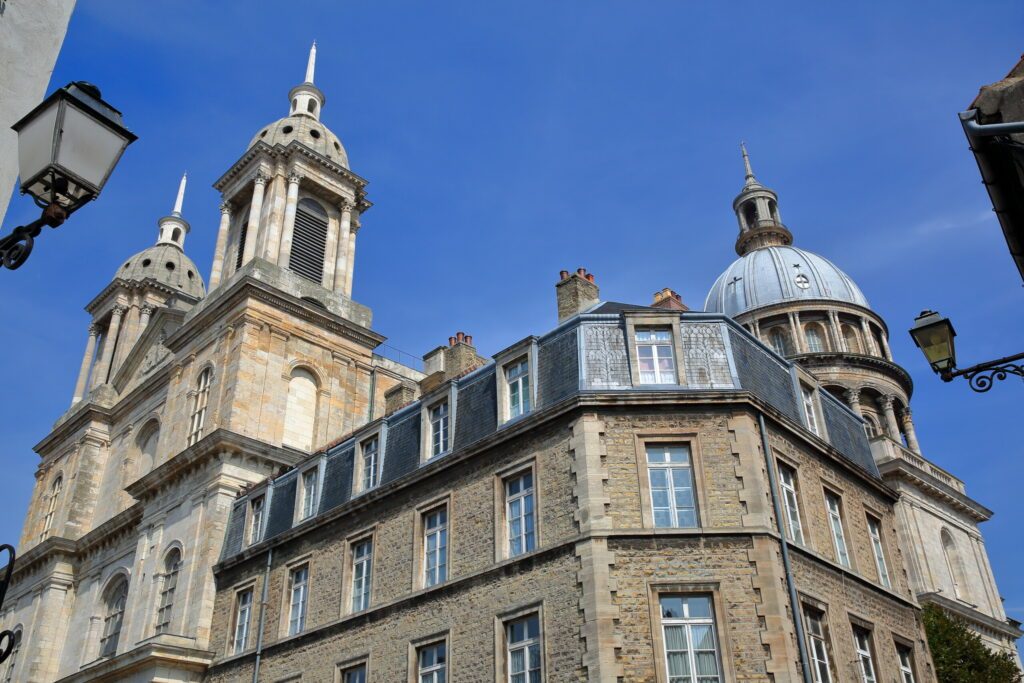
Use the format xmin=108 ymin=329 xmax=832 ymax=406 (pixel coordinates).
xmin=870 ymin=436 xmax=966 ymax=494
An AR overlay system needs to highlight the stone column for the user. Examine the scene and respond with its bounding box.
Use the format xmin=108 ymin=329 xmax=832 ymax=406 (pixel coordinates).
xmin=208 ymin=202 xmax=232 ymax=288
xmin=276 ymin=173 xmax=302 ymax=268
xmin=242 ymin=172 xmax=268 ymax=265
xmin=789 ymin=312 xmax=806 ymax=353
xmin=750 ymin=318 xmax=761 ymax=340
xmin=879 ymin=395 xmax=901 ymax=441
xmin=72 ymin=324 xmax=100 ymax=404
xmin=829 ymin=311 xmax=846 ymax=352
xmin=344 ymin=225 xmax=357 ymax=297
xmin=92 ymin=305 xmax=125 ymax=388
xmin=112 ymin=299 xmax=141 ymax=373
xmin=878 ymin=330 xmax=894 ymax=361
xmin=860 ymin=318 xmax=879 ymax=356
xmin=333 ymin=201 xmax=353 ymax=292
xmin=139 ymin=304 xmax=154 ymax=331
xmin=901 ymin=406 xmax=922 ymax=454
xmin=844 ymin=387 xmax=862 ymax=416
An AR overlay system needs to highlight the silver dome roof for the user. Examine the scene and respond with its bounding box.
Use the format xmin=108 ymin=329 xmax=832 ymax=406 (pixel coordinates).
xmin=117 ymin=244 xmax=206 ymax=299
xmin=249 ymin=115 xmax=349 ymax=168
xmin=704 ymin=245 xmax=869 ymax=317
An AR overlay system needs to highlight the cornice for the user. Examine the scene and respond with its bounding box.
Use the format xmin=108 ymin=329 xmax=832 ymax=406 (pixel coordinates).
xmin=54 ymin=641 xmax=215 ymax=683
xmin=34 ymin=404 xmax=114 ymax=457
xmin=84 ymin=278 xmax=200 ymax=316
xmin=878 ymin=459 xmax=992 ymax=522
xmin=791 ymin=351 xmax=914 ymax=396
xmin=919 ymin=591 xmax=1023 ymax=640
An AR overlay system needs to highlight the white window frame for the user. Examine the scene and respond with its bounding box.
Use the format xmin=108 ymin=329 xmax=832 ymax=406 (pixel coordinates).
xmin=805 ymin=324 xmax=826 ymax=353
xmin=416 ymin=640 xmax=447 ymax=683
xmin=505 ymin=470 xmax=536 ymax=558
xmin=188 ymin=367 xmax=213 ymax=446
xmin=867 ymin=516 xmax=891 ymax=588
xmin=853 ymin=626 xmax=878 ymax=683
xmin=645 ymin=443 xmax=698 ymax=528
xmin=297 ymin=466 xmax=320 ymax=522
xmin=350 ymin=538 xmax=373 ymax=613
xmin=2 ymin=630 xmax=20 ymax=683
xmin=341 ymin=663 xmax=367 ymax=683
xmin=777 ymin=462 xmax=805 ymax=545
xmin=505 ymin=613 xmax=543 ymax=683
xmin=100 ymin=578 xmax=128 ymax=658
xmin=506 ymin=358 xmax=531 ymax=420
xmin=423 ymin=506 xmax=448 ymax=588
xmin=40 ymin=475 xmax=62 ymax=542
xmin=248 ymin=494 xmax=265 ymax=546
xmin=429 ymin=400 xmax=450 ymax=459
xmin=287 ymin=564 xmax=309 ymax=636
xmin=232 ymin=587 xmax=254 ymax=654
xmin=635 ymin=327 xmax=678 ymax=385
xmin=359 ymin=436 xmax=381 ymax=493
xmin=801 ymin=384 xmax=821 ymax=436
xmin=658 ymin=594 xmax=723 ymax=683
xmin=824 ymin=491 xmax=851 ymax=568
xmin=896 ymin=643 xmax=917 ymax=683
xmin=154 ymin=549 xmax=181 ymax=635
xmin=804 ymin=607 xmax=833 ymax=683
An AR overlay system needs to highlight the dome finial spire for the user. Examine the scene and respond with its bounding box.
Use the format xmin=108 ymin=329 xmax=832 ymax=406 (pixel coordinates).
xmin=172 ymin=172 xmax=187 ymax=216
xmin=305 ymin=41 xmax=317 ymax=84
xmin=741 ymin=142 xmax=756 ymax=184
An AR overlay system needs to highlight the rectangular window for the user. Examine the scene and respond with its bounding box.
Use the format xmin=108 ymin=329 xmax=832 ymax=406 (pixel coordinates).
xmin=360 ymin=437 xmax=380 ymax=492
xmin=288 ymin=565 xmax=308 ymax=636
xmin=417 ymin=641 xmax=447 ymax=683
xmin=342 ymin=665 xmax=367 ymax=683
xmin=896 ymin=644 xmax=917 ymax=683
xmin=777 ymin=463 xmax=805 ymax=545
xmin=154 ymin=555 xmax=180 ymax=634
xmin=423 ymin=506 xmax=448 ymax=587
xmin=804 ymin=607 xmax=833 ymax=683
xmin=636 ymin=328 xmax=677 ymax=384
xmin=853 ymin=627 xmax=878 ymax=683
xmin=506 ymin=613 xmax=543 ymax=683
xmin=824 ymin=492 xmax=850 ymax=568
xmin=802 ymin=386 xmax=820 ymax=436
xmin=867 ymin=516 xmax=891 ymax=588
xmin=646 ymin=444 xmax=697 ymax=528
xmin=249 ymin=495 xmax=265 ymax=545
xmin=430 ymin=402 xmax=450 ymax=458
xmin=299 ymin=468 xmax=318 ymax=521
xmin=506 ymin=359 xmax=531 ymax=419
xmin=351 ymin=539 xmax=373 ymax=612
xmin=659 ymin=594 xmax=722 ymax=683
xmin=505 ymin=471 xmax=536 ymax=557
xmin=232 ymin=588 xmax=253 ymax=654
xmin=188 ymin=368 xmax=212 ymax=446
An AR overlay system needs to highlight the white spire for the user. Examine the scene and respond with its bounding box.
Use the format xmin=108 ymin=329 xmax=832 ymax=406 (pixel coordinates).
xmin=172 ymin=172 xmax=187 ymax=216
xmin=740 ymin=142 xmax=755 ymax=182
xmin=305 ymin=41 xmax=317 ymax=84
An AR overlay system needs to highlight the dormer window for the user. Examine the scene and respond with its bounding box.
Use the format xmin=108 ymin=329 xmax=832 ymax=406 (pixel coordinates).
xmin=801 ymin=384 xmax=821 ymax=436
xmin=506 ymin=358 xmax=531 ymax=420
xmin=359 ymin=436 xmax=381 ymax=493
xmin=429 ymin=401 xmax=450 ymax=458
xmin=635 ymin=328 xmax=676 ymax=384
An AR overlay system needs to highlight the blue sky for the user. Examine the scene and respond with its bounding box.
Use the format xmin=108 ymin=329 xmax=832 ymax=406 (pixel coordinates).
xmin=3 ymin=2 xmax=1023 ymax=624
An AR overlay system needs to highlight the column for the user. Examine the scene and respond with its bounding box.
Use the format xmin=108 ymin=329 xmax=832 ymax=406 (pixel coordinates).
xmin=878 ymin=330 xmax=894 ymax=361
xmin=844 ymin=387 xmax=862 ymax=416
xmin=750 ymin=318 xmax=761 ymax=340
xmin=829 ymin=311 xmax=846 ymax=352
xmin=333 ymin=201 xmax=352 ymax=292
xmin=208 ymin=202 xmax=232 ymax=288
xmin=71 ymin=324 xmax=100 ymax=404
xmin=789 ymin=312 xmax=806 ymax=353
xmin=860 ymin=317 xmax=879 ymax=356
xmin=92 ymin=305 xmax=125 ymax=388
xmin=901 ymin=406 xmax=922 ymax=454
xmin=242 ymin=172 xmax=268 ymax=265
xmin=879 ymin=395 xmax=901 ymax=441
xmin=112 ymin=299 xmax=141 ymax=374
xmin=276 ymin=173 xmax=301 ymax=267
xmin=344 ymin=225 xmax=357 ymax=296
xmin=139 ymin=304 xmax=154 ymax=331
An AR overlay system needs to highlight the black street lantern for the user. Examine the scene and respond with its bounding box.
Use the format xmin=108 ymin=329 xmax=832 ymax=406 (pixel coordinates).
xmin=909 ymin=310 xmax=957 ymax=375
xmin=909 ymin=310 xmax=1024 ymax=392
xmin=0 ymin=82 xmax=136 ymax=270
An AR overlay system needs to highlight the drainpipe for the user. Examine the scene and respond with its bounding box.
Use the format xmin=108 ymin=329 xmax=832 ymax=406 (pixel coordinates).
xmin=367 ymin=367 xmax=377 ymax=421
xmin=757 ymin=412 xmax=814 ymax=683
xmin=252 ymin=548 xmax=273 ymax=683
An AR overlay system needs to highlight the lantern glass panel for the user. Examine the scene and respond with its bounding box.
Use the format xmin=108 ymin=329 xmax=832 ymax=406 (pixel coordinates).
xmin=55 ymin=104 xmax=129 ymax=189
xmin=15 ymin=101 xmax=59 ymax=188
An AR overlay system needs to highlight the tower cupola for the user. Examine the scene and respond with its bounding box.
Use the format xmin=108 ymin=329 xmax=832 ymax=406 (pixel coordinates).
xmin=288 ymin=42 xmax=325 ymax=121
xmin=732 ymin=143 xmax=792 ymax=255
xmin=156 ymin=172 xmax=190 ymax=249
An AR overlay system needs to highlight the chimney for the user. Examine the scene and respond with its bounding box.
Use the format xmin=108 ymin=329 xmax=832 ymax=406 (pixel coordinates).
xmin=384 ymin=383 xmax=418 ymax=416
xmin=651 ymin=288 xmax=688 ymax=311
xmin=556 ymin=268 xmax=600 ymax=323
xmin=421 ymin=332 xmax=488 ymax=393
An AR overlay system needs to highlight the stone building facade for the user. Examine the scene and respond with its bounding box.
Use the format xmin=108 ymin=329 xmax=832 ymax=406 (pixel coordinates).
xmin=1 ymin=46 xmax=1019 ymax=683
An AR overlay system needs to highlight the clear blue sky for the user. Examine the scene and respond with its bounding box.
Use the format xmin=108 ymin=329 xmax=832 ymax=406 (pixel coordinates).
xmin=3 ymin=1 xmax=1022 ymax=624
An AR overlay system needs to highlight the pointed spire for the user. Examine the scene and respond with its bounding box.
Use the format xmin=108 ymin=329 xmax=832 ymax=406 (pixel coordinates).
xmin=305 ymin=41 xmax=317 ymax=84
xmin=172 ymin=172 xmax=187 ymax=216
xmin=740 ymin=142 xmax=756 ymax=184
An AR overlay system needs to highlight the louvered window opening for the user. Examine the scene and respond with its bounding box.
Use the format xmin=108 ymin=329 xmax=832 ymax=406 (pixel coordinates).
xmin=290 ymin=200 xmax=328 ymax=284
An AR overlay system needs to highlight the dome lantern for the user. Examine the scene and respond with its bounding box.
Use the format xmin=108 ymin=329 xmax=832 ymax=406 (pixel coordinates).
xmin=732 ymin=143 xmax=792 ymax=256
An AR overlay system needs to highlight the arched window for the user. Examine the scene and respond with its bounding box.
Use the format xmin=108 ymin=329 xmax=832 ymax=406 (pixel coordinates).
xmin=804 ymin=324 xmax=826 ymax=353
xmin=768 ymin=328 xmax=791 ymax=356
xmin=289 ymin=199 xmax=329 ymax=284
xmin=842 ymin=324 xmax=861 ymax=353
xmin=100 ymin=576 xmax=129 ymax=658
xmin=233 ymin=219 xmax=249 ymax=272
xmin=768 ymin=198 xmax=780 ymax=222
xmin=306 ymin=99 xmax=317 ymax=115
xmin=282 ymin=368 xmax=318 ymax=451
xmin=40 ymin=475 xmax=63 ymax=542
xmin=138 ymin=421 xmax=160 ymax=474
xmin=863 ymin=415 xmax=880 ymax=438
xmin=742 ymin=202 xmax=758 ymax=230
xmin=942 ymin=529 xmax=969 ymax=600
xmin=155 ymin=548 xmax=182 ymax=634
xmin=3 ymin=629 xmax=22 ymax=683
xmin=187 ymin=368 xmax=213 ymax=447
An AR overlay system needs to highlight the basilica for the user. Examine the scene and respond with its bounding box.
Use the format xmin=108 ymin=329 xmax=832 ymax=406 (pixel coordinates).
xmin=2 ymin=45 xmax=1019 ymax=683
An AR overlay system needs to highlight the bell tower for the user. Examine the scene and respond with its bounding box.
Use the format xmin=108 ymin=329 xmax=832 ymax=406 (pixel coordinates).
xmin=732 ymin=143 xmax=793 ymax=255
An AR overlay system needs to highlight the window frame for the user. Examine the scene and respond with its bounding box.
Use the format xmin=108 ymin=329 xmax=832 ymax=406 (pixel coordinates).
xmin=647 ymin=583 xmax=735 ymax=683
xmin=643 ymin=441 xmax=699 ymax=529
xmin=415 ymin=497 xmax=451 ymax=590
xmin=247 ymin=493 xmax=267 ymax=546
xmin=294 ymin=461 xmax=323 ymax=524
xmin=355 ymin=433 xmax=383 ymax=496
xmin=99 ymin=574 xmax=129 ymax=659
xmin=623 ymin=314 xmax=686 ymax=387
xmin=284 ymin=561 xmax=310 ymax=637
xmin=776 ymin=460 xmax=806 ymax=546
xmin=801 ymin=383 xmax=823 ymax=437
xmin=505 ymin=357 xmax=531 ymax=421
xmin=500 ymin=607 xmax=545 ymax=683
xmin=335 ymin=658 xmax=369 ymax=683
xmin=2 ymin=629 xmax=21 ymax=683
xmin=39 ymin=473 xmax=63 ymax=542
xmin=187 ymin=366 xmax=214 ymax=446
xmin=420 ymin=386 xmax=456 ymax=463
xmin=494 ymin=339 xmax=538 ymax=427
xmin=823 ymin=489 xmax=852 ymax=569
xmin=894 ymin=639 xmax=918 ymax=683
xmin=498 ymin=463 xmax=538 ymax=561
xmin=802 ymin=602 xmax=834 ymax=683
xmin=408 ymin=632 xmax=450 ymax=683
xmin=154 ymin=548 xmax=182 ymax=635
xmin=231 ymin=584 xmax=256 ymax=655
xmin=635 ymin=433 xmax=709 ymax=531
xmin=865 ymin=513 xmax=891 ymax=589
xmin=851 ymin=624 xmax=879 ymax=683
xmin=343 ymin=528 xmax=377 ymax=615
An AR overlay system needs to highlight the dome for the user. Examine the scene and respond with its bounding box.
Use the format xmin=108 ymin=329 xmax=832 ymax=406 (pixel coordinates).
xmin=117 ymin=244 xmax=206 ymax=299
xmin=249 ymin=115 xmax=349 ymax=168
xmin=704 ymin=245 xmax=869 ymax=317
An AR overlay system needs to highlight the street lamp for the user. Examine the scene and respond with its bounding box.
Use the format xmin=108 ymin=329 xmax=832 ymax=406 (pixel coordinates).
xmin=2 ymin=81 xmax=136 ymax=270
xmin=909 ymin=310 xmax=1024 ymax=392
